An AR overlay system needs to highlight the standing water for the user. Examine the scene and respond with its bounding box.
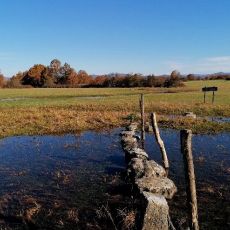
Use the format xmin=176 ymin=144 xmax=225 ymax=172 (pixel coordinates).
xmin=144 ymin=129 xmax=230 ymax=230
xmin=0 ymin=128 xmax=229 ymax=229
xmin=0 ymin=129 xmax=127 ymax=229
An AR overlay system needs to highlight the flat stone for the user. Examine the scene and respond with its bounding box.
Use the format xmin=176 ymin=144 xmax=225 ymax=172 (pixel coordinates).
xmin=123 ymin=143 xmax=138 ymax=153
xmin=127 ymin=158 xmax=145 ymax=179
xmin=122 ymin=138 xmax=138 ymax=155
xmin=121 ymin=136 xmax=137 ymax=146
xmin=184 ymin=112 xmax=196 ymax=119
xmin=136 ymin=177 xmax=177 ymax=199
xmin=121 ymin=135 xmax=136 ymax=142
xmin=141 ymin=192 xmax=169 ymax=230
xmin=127 ymin=159 xmax=166 ymax=180
xmin=126 ymin=123 xmax=138 ymax=131
xmin=120 ymin=130 xmax=135 ymax=137
xmin=128 ymin=148 xmax=149 ymax=160
xmin=144 ymin=160 xmax=166 ymax=178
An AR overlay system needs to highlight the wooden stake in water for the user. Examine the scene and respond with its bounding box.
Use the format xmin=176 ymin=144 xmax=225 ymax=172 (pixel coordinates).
xmin=150 ymin=112 xmax=169 ymax=169
xmin=180 ymin=129 xmax=199 ymax=230
xmin=139 ymin=94 xmax=145 ymax=143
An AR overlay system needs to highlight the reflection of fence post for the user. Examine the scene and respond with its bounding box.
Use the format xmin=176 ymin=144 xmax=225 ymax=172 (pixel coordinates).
xmin=139 ymin=94 xmax=145 ymax=143
xmin=180 ymin=129 xmax=199 ymax=230
xmin=150 ymin=112 xmax=169 ymax=169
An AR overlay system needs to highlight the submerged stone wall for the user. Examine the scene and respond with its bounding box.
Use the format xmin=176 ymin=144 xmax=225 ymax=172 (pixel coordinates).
xmin=120 ymin=123 xmax=177 ymax=230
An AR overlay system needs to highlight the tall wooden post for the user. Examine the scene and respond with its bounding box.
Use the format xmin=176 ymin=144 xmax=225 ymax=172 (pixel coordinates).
xmin=140 ymin=94 xmax=145 ymax=143
xmin=212 ymin=91 xmax=215 ymax=104
xmin=180 ymin=129 xmax=199 ymax=230
xmin=203 ymin=91 xmax=206 ymax=103
xmin=150 ymin=112 xmax=169 ymax=169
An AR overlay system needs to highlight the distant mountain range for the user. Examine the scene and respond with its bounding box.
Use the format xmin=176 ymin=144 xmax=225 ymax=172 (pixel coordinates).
xmin=91 ymin=72 xmax=230 ymax=78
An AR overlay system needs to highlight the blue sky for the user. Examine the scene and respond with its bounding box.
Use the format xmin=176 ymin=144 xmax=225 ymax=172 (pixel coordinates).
xmin=1 ymin=0 xmax=230 ymax=77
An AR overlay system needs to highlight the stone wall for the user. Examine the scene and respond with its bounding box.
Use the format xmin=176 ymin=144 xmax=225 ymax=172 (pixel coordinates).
xmin=120 ymin=123 xmax=177 ymax=230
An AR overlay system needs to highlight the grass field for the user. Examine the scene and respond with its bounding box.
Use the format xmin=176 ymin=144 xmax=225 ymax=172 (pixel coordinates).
xmin=0 ymin=80 xmax=229 ymax=137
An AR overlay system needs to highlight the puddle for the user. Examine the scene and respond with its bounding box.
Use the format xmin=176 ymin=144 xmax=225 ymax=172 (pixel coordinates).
xmin=0 ymin=97 xmax=29 ymax=102
xmin=166 ymin=114 xmax=230 ymax=123
xmin=144 ymin=129 xmax=230 ymax=230
xmin=207 ymin=116 xmax=230 ymax=123
xmin=75 ymin=96 xmax=105 ymax=100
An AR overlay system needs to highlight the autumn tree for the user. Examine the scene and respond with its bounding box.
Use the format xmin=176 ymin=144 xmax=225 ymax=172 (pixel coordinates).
xmin=187 ymin=74 xmax=196 ymax=81
xmin=66 ymin=70 xmax=78 ymax=86
xmin=92 ymin=75 xmax=108 ymax=87
xmin=164 ymin=70 xmax=184 ymax=87
xmin=145 ymin=75 xmax=156 ymax=87
xmin=0 ymin=72 xmax=5 ymax=88
xmin=22 ymin=64 xmax=46 ymax=87
xmin=122 ymin=74 xmax=144 ymax=87
xmin=153 ymin=76 xmax=166 ymax=87
xmin=7 ymin=72 xmax=25 ymax=88
xmin=59 ymin=63 xmax=73 ymax=84
xmin=49 ymin=59 xmax=82 ymax=86
xmin=50 ymin=59 xmax=61 ymax=71
xmin=76 ymin=70 xmax=92 ymax=86
xmin=42 ymin=67 xmax=56 ymax=87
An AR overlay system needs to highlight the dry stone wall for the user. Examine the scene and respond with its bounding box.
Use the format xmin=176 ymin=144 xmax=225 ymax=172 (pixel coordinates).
xmin=120 ymin=123 xmax=177 ymax=230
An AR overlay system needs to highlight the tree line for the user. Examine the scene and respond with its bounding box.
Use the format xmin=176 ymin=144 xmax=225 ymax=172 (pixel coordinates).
xmin=0 ymin=59 xmax=229 ymax=88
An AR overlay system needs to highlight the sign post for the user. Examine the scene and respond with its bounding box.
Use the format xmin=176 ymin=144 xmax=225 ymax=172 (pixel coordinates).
xmin=202 ymin=87 xmax=218 ymax=104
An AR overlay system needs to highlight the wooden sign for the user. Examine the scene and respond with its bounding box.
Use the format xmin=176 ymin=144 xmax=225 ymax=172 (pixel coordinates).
xmin=202 ymin=86 xmax=218 ymax=104
xmin=202 ymin=86 xmax=218 ymax=92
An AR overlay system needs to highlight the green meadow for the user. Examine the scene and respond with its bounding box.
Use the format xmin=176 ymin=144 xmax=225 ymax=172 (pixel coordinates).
xmin=0 ymin=80 xmax=229 ymax=137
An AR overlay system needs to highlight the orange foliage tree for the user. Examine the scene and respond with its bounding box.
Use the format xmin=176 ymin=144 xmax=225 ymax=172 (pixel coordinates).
xmin=0 ymin=72 xmax=5 ymax=88
xmin=22 ymin=64 xmax=46 ymax=87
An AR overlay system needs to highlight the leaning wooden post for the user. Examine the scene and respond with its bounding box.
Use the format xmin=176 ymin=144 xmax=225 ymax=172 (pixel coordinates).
xmin=139 ymin=94 xmax=145 ymax=142
xmin=180 ymin=129 xmax=199 ymax=230
xmin=150 ymin=112 xmax=169 ymax=169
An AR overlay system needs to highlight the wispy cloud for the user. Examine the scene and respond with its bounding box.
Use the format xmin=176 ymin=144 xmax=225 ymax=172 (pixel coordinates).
xmin=0 ymin=52 xmax=15 ymax=60
xmin=165 ymin=56 xmax=230 ymax=74
xmin=204 ymin=56 xmax=230 ymax=63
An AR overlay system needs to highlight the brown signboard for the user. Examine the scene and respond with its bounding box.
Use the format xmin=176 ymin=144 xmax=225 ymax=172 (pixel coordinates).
xmin=202 ymin=86 xmax=218 ymax=92
xmin=202 ymin=86 xmax=218 ymax=104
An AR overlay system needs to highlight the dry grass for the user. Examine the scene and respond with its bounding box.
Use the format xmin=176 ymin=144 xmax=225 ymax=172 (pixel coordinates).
xmin=0 ymin=106 xmax=130 ymax=138
xmin=118 ymin=209 xmax=136 ymax=230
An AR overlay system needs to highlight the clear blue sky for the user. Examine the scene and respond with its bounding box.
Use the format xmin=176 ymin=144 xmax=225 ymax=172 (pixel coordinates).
xmin=1 ymin=0 xmax=230 ymax=77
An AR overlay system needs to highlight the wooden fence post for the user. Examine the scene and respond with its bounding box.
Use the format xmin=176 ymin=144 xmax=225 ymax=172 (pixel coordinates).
xmin=150 ymin=112 xmax=169 ymax=169
xmin=212 ymin=91 xmax=215 ymax=104
xmin=180 ymin=129 xmax=199 ymax=230
xmin=140 ymin=94 xmax=145 ymax=143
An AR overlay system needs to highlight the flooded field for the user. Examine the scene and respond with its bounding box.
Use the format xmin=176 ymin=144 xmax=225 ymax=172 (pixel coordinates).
xmin=0 ymin=129 xmax=128 ymax=230
xmin=144 ymin=130 xmax=230 ymax=230
xmin=0 ymin=128 xmax=229 ymax=229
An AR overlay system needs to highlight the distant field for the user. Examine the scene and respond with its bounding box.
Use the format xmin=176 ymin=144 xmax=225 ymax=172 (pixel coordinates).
xmin=0 ymin=80 xmax=229 ymax=107
xmin=0 ymin=80 xmax=229 ymax=137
